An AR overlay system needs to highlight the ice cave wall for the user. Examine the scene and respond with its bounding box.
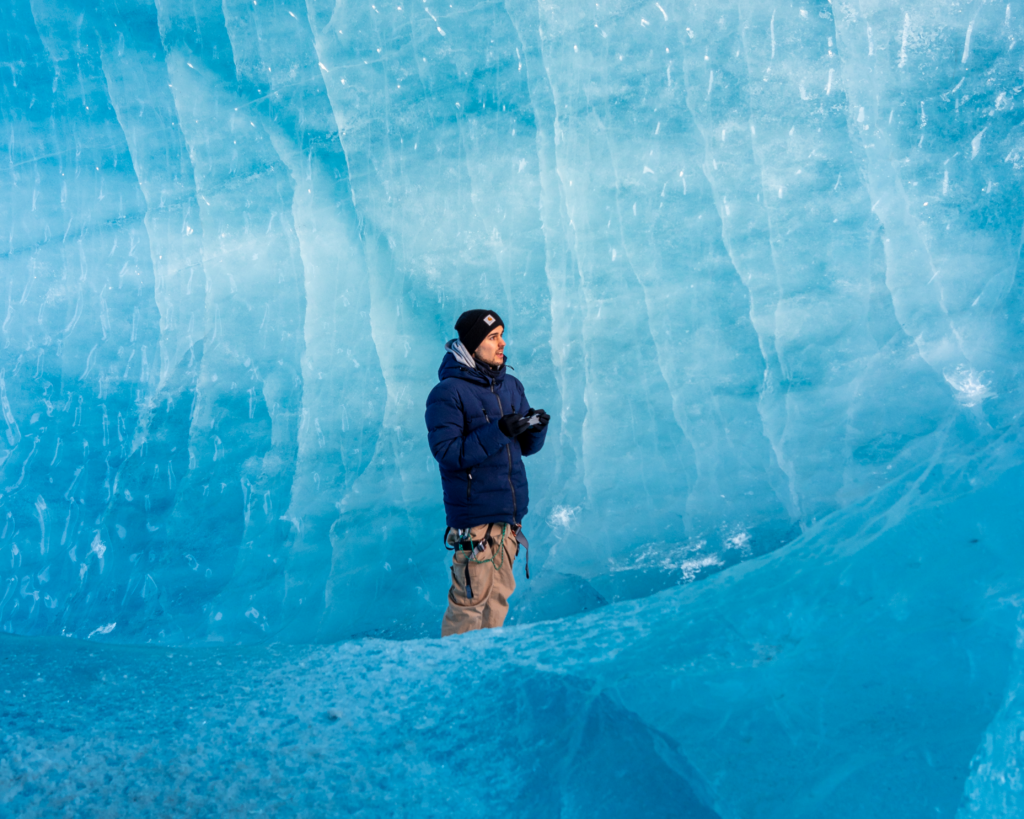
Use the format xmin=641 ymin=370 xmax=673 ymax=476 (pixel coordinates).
xmin=1 ymin=0 xmax=1022 ymax=643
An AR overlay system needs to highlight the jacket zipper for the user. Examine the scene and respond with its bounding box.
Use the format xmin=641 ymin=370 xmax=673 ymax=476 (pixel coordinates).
xmin=472 ymin=411 xmax=488 ymax=500
xmin=491 ymin=382 xmax=518 ymax=523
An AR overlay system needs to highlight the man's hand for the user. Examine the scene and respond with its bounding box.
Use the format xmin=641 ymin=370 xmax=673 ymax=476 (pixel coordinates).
xmin=498 ymin=413 xmax=532 ymax=437
xmin=525 ymin=408 xmax=551 ymax=430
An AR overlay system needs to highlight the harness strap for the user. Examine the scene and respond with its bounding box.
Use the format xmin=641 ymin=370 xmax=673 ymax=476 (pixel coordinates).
xmin=514 ymin=524 xmax=530 ymax=579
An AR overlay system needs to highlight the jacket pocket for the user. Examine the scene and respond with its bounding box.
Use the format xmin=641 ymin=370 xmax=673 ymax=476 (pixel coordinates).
xmin=466 ymin=471 xmax=474 ymax=499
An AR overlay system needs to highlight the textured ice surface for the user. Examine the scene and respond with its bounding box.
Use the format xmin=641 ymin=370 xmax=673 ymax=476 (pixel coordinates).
xmin=2 ymin=0 xmax=1024 ymax=812
xmin=3 ymin=456 xmax=1024 ymax=817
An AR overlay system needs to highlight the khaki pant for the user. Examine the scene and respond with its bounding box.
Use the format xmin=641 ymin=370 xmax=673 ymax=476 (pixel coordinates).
xmin=441 ymin=523 xmax=518 ymax=637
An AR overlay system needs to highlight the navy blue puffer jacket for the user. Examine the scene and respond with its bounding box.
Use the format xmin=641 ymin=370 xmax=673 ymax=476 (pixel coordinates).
xmin=425 ymin=346 xmax=547 ymax=528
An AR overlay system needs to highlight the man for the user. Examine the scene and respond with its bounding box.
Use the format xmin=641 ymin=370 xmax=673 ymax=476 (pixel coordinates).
xmin=425 ymin=309 xmax=549 ymax=637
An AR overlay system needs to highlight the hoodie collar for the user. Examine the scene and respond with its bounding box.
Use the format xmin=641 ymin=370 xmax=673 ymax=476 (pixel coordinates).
xmin=440 ymin=339 xmax=506 ymax=385
xmin=445 ymin=338 xmax=477 ymax=369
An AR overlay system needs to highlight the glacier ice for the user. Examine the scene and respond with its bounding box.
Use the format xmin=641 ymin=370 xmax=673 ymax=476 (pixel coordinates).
xmin=3 ymin=458 xmax=1024 ymax=816
xmin=2 ymin=0 xmax=1024 ymax=813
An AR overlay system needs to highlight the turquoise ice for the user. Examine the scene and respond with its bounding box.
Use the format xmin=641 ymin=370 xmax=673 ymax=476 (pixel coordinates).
xmin=1 ymin=0 xmax=1023 ymax=814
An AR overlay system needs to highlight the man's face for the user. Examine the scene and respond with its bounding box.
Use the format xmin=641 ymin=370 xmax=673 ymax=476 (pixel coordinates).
xmin=474 ymin=325 xmax=505 ymax=367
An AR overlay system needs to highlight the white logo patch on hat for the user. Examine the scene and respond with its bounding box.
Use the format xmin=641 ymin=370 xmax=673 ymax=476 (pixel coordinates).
xmin=483 ymin=314 xmax=496 ymax=326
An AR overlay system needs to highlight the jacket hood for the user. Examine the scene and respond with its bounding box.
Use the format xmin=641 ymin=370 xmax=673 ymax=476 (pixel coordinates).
xmin=445 ymin=338 xmax=477 ymax=369
xmin=439 ymin=338 xmax=506 ymax=385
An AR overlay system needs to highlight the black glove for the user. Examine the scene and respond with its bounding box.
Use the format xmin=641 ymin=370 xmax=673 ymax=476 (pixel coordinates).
xmin=498 ymin=413 xmax=532 ymax=437
xmin=525 ymin=408 xmax=550 ymax=430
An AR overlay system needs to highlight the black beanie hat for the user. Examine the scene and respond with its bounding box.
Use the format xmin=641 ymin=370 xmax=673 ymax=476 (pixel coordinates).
xmin=455 ymin=309 xmax=504 ymax=354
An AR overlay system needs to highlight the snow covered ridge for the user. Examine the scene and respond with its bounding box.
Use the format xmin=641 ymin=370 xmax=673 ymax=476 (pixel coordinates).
xmin=2 ymin=0 xmax=1024 ymax=645
xmin=3 ymin=460 xmax=1023 ymax=817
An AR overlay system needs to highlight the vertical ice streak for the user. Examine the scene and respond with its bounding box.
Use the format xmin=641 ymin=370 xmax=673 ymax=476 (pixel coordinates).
xmin=504 ymin=0 xmax=591 ymax=583
xmin=700 ymin=3 xmax=882 ymax=519
xmin=138 ymin=0 xmax=308 ymax=640
xmin=1 ymin=0 xmax=162 ymax=636
xmin=833 ymin=0 xmax=1024 ymax=429
xmin=0 ymin=370 xmax=21 ymax=447
xmin=98 ymin=38 xmax=207 ymax=393
xmin=517 ymin=0 xmax=703 ymax=584
xmin=219 ymin=0 xmax=387 ymax=639
xmin=899 ymin=13 xmax=910 ymax=68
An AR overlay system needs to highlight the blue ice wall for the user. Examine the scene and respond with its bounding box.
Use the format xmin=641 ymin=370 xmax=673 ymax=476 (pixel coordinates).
xmin=2 ymin=0 xmax=1023 ymax=648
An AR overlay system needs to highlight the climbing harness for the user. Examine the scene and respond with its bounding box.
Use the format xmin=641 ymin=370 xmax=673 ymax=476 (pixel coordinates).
xmin=443 ymin=523 xmax=513 ymax=601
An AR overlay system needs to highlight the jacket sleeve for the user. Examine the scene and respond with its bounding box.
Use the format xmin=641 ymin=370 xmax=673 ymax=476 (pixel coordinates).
xmin=425 ymin=385 xmax=511 ymax=471
xmin=515 ymin=380 xmax=548 ymax=457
